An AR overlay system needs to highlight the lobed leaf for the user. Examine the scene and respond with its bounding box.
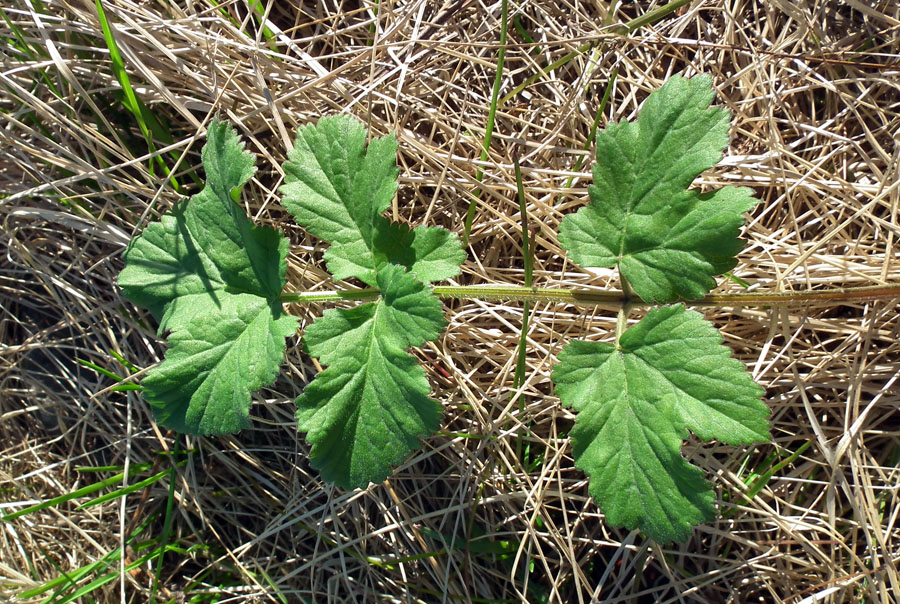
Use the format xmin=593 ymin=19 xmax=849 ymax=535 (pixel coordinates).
xmin=280 ymin=115 xmax=466 ymax=488
xmin=143 ymin=295 xmax=297 ymax=434
xmin=280 ymin=115 xmax=465 ymax=286
xmin=119 ymin=121 xmax=297 ymax=434
xmin=552 ymin=305 xmax=770 ymax=542
xmin=558 ymin=74 xmax=758 ymax=303
xmin=296 ymin=264 xmax=446 ymax=489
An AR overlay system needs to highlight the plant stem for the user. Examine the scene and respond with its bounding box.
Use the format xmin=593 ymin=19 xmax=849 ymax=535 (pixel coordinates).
xmin=497 ymin=41 xmax=594 ymax=109
xmin=610 ymin=0 xmax=696 ymax=34
xmin=513 ymin=152 xmax=531 ymax=390
xmin=514 ymin=153 xmax=533 ymax=289
xmin=461 ymin=0 xmax=509 ymax=246
xmin=559 ymin=68 xmax=618 ymax=200
xmin=615 ymin=276 xmax=635 ymax=343
xmin=281 ymin=283 xmax=900 ymax=307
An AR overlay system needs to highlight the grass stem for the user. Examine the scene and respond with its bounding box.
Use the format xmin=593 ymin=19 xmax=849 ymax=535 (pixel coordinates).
xmin=462 ymin=0 xmax=509 ymax=246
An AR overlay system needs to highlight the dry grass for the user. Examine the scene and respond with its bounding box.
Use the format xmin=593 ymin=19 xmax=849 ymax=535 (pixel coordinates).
xmin=2 ymin=0 xmax=900 ymax=602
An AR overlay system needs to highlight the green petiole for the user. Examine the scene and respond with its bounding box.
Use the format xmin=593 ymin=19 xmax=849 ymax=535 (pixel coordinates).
xmin=281 ymin=282 xmax=900 ymax=308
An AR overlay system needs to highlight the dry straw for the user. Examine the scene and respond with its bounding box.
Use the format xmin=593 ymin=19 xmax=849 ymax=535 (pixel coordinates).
xmin=2 ymin=0 xmax=899 ymax=602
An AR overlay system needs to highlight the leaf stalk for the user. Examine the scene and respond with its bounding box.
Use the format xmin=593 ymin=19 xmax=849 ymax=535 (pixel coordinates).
xmin=280 ymin=283 xmax=900 ymax=308
xmin=615 ymin=276 xmax=636 ymax=343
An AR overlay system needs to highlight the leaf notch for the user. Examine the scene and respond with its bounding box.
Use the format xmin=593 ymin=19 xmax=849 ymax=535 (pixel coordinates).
xmin=280 ymin=115 xmax=466 ymax=488
xmin=553 ymin=76 xmax=771 ymax=542
xmin=558 ymin=74 xmax=759 ymax=303
xmin=119 ymin=121 xmax=297 ymax=435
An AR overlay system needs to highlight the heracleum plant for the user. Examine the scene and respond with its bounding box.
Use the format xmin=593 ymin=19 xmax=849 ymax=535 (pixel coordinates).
xmin=120 ymin=75 xmax=790 ymax=542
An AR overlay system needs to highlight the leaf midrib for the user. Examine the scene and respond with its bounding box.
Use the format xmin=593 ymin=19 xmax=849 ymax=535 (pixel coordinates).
xmin=616 ymin=350 xmax=685 ymax=535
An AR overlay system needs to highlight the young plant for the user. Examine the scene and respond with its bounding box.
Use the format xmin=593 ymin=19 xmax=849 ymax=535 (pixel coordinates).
xmin=119 ymin=75 xmax=771 ymax=542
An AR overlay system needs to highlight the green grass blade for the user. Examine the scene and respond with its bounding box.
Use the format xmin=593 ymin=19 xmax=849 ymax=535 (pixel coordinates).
xmin=246 ymin=0 xmax=277 ymax=44
xmin=19 ymin=513 xmax=156 ymax=599
xmin=1 ymin=463 xmax=153 ymax=522
xmin=462 ymin=0 xmax=509 ymax=246
xmin=609 ymin=0 xmax=695 ymax=34
xmin=94 ymin=0 xmax=181 ymax=191
xmin=498 ymin=0 xmax=694 ymax=109
xmin=513 ymin=299 xmax=531 ymax=388
xmin=562 ymin=68 xmax=618 ymax=194
xmin=95 ymin=0 xmax=141 ymax=127
xmin=255 ymin=567 xmax=290 ymax=604
xmin=1 ymin=7 xmax=38 ymax=58
xmin=75 ymin=465 xmax=129 ymax=473
xmin=1 ymin=7 xmax=63 ymax=99
xmin=514 ymin=153 xmax=533 ymax=288
xmin=744 ymin=440 xmax=812 ymax=502
xmin=512 ymin=13 xmax=540 ymax=54
xmin=725 ymin=272 xmax=752 ymax=288
xmin=150 ymin=439 xmax=180 ymax=604
xmin=108 ymin=349 xmax=139 ymax=372
xmin=75 ymin=467 xmax=174 ymax=510
xmin=498 ymin=42 xmax=593 ymax=109
xmin=513 ymin=152 xmax=532 ymax=391
xmin=45 ymin=549 xmax=157 ymax=604
xmin=76 ymin=358 xmax=125 ymax=382
xmin=76 ymin=357 xmax=142 ymax=392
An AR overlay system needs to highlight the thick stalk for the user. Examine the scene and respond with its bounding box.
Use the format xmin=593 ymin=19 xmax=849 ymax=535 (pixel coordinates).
xmin=281 ymin=283 xmax=900 ymax=307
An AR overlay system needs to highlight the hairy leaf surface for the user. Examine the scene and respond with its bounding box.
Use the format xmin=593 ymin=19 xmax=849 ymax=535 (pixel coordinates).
xmin=280 ymin=115 xmax=465 ymax=285
xmin=119 ymin=121 xmax=297 ymax=434
xmin=558 ymin=75 xmax=758 ymax=303
xmin=552 ymin=305 xmax=770 ymax=542
xmin=143 ymin=295 xmax=297 ymax=434
xmin=296 ymin=264 xmax=446 ymax=489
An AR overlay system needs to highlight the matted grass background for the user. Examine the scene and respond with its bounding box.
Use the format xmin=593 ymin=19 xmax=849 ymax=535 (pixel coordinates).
xmin=2 ymin=1 xmax=899 ymax=602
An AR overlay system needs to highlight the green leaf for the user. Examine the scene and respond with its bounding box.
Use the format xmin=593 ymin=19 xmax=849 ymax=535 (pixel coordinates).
xmin=296 ymin=264 xmax=446 ymax=488
xmin=143 ymin=295 xmax=297 ymax=434
xmin=558 ymin=75 xmax=758 ymax=303
xmin=118 ymin=120 xmax=297 ymax=434
xmin=552 ymin=305 xmax=770 ymax=542
xmin=280 ymin=115 xmax=465 ymax=285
